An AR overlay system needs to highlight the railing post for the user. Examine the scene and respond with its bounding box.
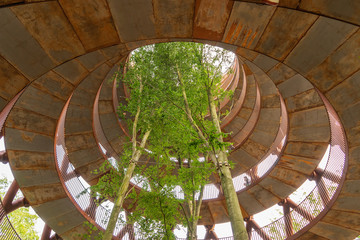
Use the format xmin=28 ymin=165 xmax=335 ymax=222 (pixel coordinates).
xmin=286 ymin=198 xmax=314 ymax=222
xmin=2 ymin=180 xmax=29 ymax=215
xmin=245 ymin=216 xmax=271 ymax=240
xmin=310 ymin=170 xmax=330 ymax=206
xmin=204 ymin=225 xmax=218 ymax=240
xmin=41 ymin=224 xmax=52 ymax=240
xmin=279 ymin=199 xmax=293 ymax=238
xmin=0 ymin=150 xmax=8 ymax=164
xmin=244 ymin=217 xmax=253 ymax=239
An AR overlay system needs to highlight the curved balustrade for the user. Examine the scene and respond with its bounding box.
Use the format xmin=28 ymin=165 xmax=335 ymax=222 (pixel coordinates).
xmin=55 ymin=96 xmax=133 ymax=239
xmin=0 ymin=197 xmax=21 ymax=240
xmin=247 ymin=89 xmax=347 ymax=240
xmin=52 ymin=72 xmax=348 ymax=240
xmin=0 ymin=91 xmax=24 ymax=240
xmin=53 ymin=61 xmax=346 ymax=240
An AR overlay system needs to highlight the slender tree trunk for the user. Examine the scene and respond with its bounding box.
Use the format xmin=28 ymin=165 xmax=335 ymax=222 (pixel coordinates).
xmin=177 ymin=66 xmax=247 ymax=239
xmin=208 ymin=92 xmax=248 ymax=240
xmin=103 ymin=130 xmax=151 ymax=240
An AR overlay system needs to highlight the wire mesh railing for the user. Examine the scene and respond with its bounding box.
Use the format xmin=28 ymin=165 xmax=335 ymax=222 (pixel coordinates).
xmin=247 ymin=89 xmax=347 ymax=240
xmin=0 ymin=198 xmax=21 ymax=240
xmin=53 ymin=73 xmax=347 ymax=240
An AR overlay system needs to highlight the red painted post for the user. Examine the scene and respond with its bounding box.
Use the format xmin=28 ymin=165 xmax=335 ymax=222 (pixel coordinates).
xmin=286 ymin=198 xmax=314 ymax=221
xmin=204 ymin=225 xmax=219 ymax=240
xmin=41 ymin=224 xmax=52 ymax=240
xmin=280 ymin=199 xmax=293 ymax=238
xmin=0 ymin=150 xmax=8 ymax=164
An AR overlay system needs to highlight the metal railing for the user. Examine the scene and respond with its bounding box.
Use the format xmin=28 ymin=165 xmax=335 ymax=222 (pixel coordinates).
xmin=54 ymin=72 xmax=347 ymax=240
xmin=0 ymin=198 xmax=21 ymax=240
xmin=246 ymin=89 xmax=347 ymax=240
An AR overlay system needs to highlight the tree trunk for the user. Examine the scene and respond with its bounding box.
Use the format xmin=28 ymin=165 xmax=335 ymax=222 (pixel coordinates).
xmin=218 ymin=156 xmax=248 ymax=240
xmin=103 ymin=130 xmax=151 ymax=240
xmin=208 ymin=92 xmax=248 ymax=240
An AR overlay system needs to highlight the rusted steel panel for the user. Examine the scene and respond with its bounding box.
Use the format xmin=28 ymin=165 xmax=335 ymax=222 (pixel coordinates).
xmin=75 ymin=158 xmax=105 ymax=183
xmin=153 ymin=0 xmax=195 ymax=38
xmin=252 ymin=54 xmax=278 ymax=73
xmin=0 ymin=8 xmax=55 ymax=79
xmin=277 ymin=74 xmax=313 ymax=99
xmin=277 ymin=154 xmax=319 ymax=175
xmin=65 ymin=132 xmax=98 ymax=152
xmin=46 ymin=208 xmax=86 ymax=234
xmin=8 ymin=151 xmax=55 ymax=170
xmin=207 ymin=201 xmax=230 ymax=223
xmin=14 ymin=86 xmax=65 ymax=119
xmin=258 ymin=176 xmax=296 ymax=199
xmin=269 ymin=166 xmax=307 ymax=188
xmin=289 ymin=125 xmax=330 ymax=142
xmin=222 ymin=2 xmax=275 ymax=49
xmin=11 ymin=1 xmax=85 ymax=64
xmin=0 ymin=56 xmax=29 ymax=100
xmin=284 ymin=141 xmax=328 ymax=160
xmin=247 ymin=185 xmax=280 ymax=208
xmin=67 ymin=147 xmax=103 ymax=169
xmin=321 ymin=209 xmax=360 ymax=231
xmin=297 ymin=231 xmax=328 ymax=240
xmin=267 ymin=62 xmax=297 ymax=85
xmin=107 ymin=0 xmax=156 ymax=42
xmin=229 ymin=148 xmax=257 ymax=173
xmin=6 ymin=107 xmax=57 ymax=135
xmin=300 ymin=0 xmax=360 ymax=26
xmin=278 ymin=0 xmax=300 ymax=8
xmin=21 ymin=183 xmax=67 ymax=205
xmin=193 ymin=0 xmax=233 ymax=41
xmin=53 ymin=59 xmax=89 ymax=86
xmin=306 ymin=30 xmax=360 ymax=92
xmin=60 ymin=222 xmax=101 ymax=240
xmin=326 ymin=70 xmax=360 ymax=114
xmin=32 ymin=71 xmax=75 ymax=101
xmin=241 ymin=139 xmax=267 ymax=159
xmin=285 ymin=89 xmax=323 ymax=113
xmin=238 ymin=190 xmax=265 ymax=215
xmin=256 ymin=8 xmax=318 ymax=61
xmin=77 ymin=50 xmax=107 ymax=72
xmin=236 ymin=48 xmax=259 ymax=61
xmin=284 ymin=17 xmax=357 ymax=75
xmin=309 ymin=221 xmax=360 ymax=240
xmin=58 ymin=0 xmax=120 ymax=51
xmin=5 ymin=128 xmax=54 ymax=152
xmin=13 ymin=169 xmax=60 ymax=187
xmin=289 ymin=106 xmax=329 ymax=128
xmin=100 ymin=44 xmax=128 ymax=60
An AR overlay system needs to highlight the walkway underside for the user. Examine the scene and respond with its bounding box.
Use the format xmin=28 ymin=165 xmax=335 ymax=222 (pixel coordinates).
xmin=0 ymin=0 xmax=359 ymax=239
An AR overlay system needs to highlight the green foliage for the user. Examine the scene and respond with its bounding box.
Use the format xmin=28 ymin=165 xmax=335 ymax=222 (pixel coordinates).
xmin=0 ymin=177 xmax=39 ymax=240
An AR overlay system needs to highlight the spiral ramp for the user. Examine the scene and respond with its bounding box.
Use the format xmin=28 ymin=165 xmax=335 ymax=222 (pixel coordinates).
xmin=0 ymin=0 xmax=359 ymax=239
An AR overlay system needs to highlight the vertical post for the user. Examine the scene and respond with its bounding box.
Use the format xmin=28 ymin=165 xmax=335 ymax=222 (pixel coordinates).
xmin=280 ymin=199 xmax=293 ymax=238
xmin=0 ymin=150 xmax=8 ymax=164
xmin=41 ymin=224 xmax=52 ymax=240
xmin=204 ymin=225 xmax=219 ymax=240
xmin=245 ymin=217 xmax=253 ymax=239
xmin=286 ymin=198 xmax=314 ymax=221
xmin=310 ymin=170 xmax=330 ymax=206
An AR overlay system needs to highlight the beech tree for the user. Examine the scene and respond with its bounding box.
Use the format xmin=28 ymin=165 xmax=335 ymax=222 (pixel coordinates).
xmin=148 ymin=42 xmax=248 ymax=239
xmin=91 ymin=42 xmax=247 ymax=240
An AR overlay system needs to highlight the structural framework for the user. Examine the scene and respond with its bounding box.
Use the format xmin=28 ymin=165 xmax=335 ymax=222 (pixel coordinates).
xmin=0 ymin=0 xmax=359 ymax=239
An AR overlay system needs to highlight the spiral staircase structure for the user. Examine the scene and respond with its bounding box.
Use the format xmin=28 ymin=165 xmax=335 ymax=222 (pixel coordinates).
xmin=0 ymin=0 xmax=359 ymax=239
